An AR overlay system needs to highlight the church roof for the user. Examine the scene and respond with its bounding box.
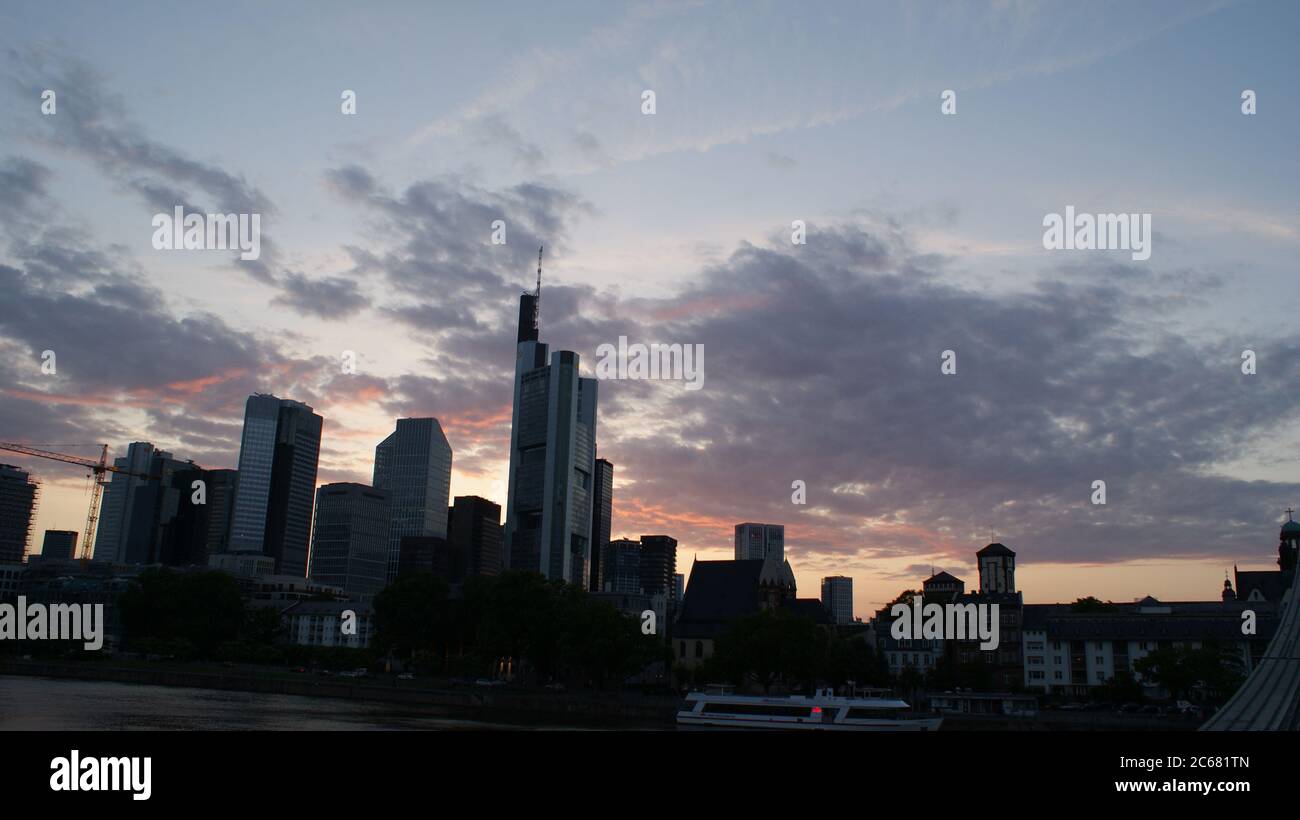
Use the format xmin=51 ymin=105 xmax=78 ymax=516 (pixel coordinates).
xmin=923 ymin=571 xmax=964 ymax=586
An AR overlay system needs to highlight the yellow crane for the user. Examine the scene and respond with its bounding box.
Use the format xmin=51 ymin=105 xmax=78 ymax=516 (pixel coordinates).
xmin=0 ymin=442 xmax=155 ymax=560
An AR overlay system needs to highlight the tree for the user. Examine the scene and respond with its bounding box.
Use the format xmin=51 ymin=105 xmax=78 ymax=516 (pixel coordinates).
xmin=372 ymin=572 xmax=450 ymax=659
xmin=711 ymin=610 xmax=822 ymax=693
xmin=1133 ymin=645 xmax=1243 ymax=700
xmin=1071 ymin=596 xmax=1118 ymax=613
xmin=119 ymin=568 xmax=244 ymax=657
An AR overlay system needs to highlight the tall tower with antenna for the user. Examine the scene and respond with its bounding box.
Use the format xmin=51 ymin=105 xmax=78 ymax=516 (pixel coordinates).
xmin=503 ymin=245 xmax=599 ymax=586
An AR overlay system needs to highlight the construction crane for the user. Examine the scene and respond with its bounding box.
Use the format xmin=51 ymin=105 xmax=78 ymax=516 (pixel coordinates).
xmin=0 ymin=442 xmax=154 ymax=560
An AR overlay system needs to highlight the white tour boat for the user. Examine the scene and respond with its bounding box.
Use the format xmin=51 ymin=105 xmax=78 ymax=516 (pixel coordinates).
xmin=677 ymin=686 xmax=943 ymax=731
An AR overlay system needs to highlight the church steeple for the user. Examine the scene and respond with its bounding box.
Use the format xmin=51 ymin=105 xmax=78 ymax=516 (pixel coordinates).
xmin=1280 ymin=507 xmax=1299 ymax=576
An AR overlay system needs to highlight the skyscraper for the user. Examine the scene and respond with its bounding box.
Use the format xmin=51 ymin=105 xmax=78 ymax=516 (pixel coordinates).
xmin=734 ymin=523 xmax=784 ymax=561
xmin=0 ymin=465 xmax=38 ymax=563
xmin=600 ymin=538 xmax=642 ymax=593
xmin=503 ymin=287 xmax=599 ymax=586
xmin=639 ymin=534 xmax=678 ymax=603
xmin=229 ymin=394 xmax=323 ymax=576
xmin=820 ymin=575 xmax=854 ymax=624
xmin=309 ymin=483 xmax=391 ymax=599
xmin=588 ymin=458 xmax=613 ymax=591
xmin=448 ymin=495 xmax=503 ymax=577
xmin=94 ymin=441 xmax=161 ymax=562
xmin=373 ymin=418 xmax=453 ymax=584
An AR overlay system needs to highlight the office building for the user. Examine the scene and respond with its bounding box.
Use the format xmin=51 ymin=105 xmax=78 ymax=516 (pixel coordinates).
xmin=448 ymin=495 xmax=503 ymax=577
xmin=41 ymin=530 xmax=78 ymax=561
xmin=821 ymin=575 xmax=854 ymax=624
xmin=373 ymin=417 xmax=453 ymax=584
xmin=229 ymin=394 xmax=322 ymax=576
xmin=588 ymin=458 xmax=613 ymax=591
xmin=640 ymin=534 xmax=678 ymax=604
xmin=734 ymin=522 xmax=784 ymax=561
xmin=397 ymin=534 xmax=459 ymax=581
xmin=601 ymin=538 xmax=642 ymax=594
xmin=93 ymin=442 xmax=159 ymax=562
xmin=503 ymin=286 xmax=599 ymax=586
xmin=308 ymin=483 xmax=391 ymax=599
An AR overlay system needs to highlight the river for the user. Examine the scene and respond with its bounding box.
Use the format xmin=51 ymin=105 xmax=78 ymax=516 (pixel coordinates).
xmin=0 ymin=675 xmax=567 ymax=730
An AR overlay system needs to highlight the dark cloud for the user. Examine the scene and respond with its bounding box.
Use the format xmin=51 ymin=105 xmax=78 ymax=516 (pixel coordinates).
xmin=272 ymin=272 xmax=371 ymax=320
xmin=573 ymin=225 xmax=1300 ymax=567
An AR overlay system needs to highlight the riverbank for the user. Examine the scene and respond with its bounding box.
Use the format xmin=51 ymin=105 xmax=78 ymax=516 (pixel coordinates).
xmin=0 ymin=658 xmax=678 ymax=729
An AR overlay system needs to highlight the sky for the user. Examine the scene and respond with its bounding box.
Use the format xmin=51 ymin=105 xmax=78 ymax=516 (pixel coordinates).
xmin=1 ymin=0 xmax=1298 ymax=617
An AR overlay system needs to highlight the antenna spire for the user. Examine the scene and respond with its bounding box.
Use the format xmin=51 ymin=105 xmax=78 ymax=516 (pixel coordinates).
xmin=533 ymin=245 xmax=542 ymax=332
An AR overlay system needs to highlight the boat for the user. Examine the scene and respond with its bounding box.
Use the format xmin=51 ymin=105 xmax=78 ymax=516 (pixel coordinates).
xmin=677 ymin=686 xmax=943 ymax=731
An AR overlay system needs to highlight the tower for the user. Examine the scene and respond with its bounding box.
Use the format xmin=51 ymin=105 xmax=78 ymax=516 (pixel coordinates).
xmin=976 ymin=542 xmax=1016 ymax=594
xmin=1280 ymin=507 xmax=1299 ymax=576
xmin=502 ymin=251 xmax=598 ymax=586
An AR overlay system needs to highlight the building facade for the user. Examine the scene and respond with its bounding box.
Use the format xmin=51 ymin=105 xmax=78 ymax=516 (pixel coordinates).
xmin=734 ymin=523 xmax=784 ymax=561
xmin=308 ymin=483 xmax=391 ymax=599
xmin=373 ymin=417 xmax=453 ymax=584
xmin=229 ymin=394 xmax=323 ymax=577
xmin=93 ymin=442 xmax=157 ymax=562
xmin=41 ymin=530 xmax=78 ymax=561
xmin=588 ymin=458 xmax=613 ymax=591
xmin=821 ymin=575 xmax=854 ymax=624
xmin=448 ymin=495 xmax=503 ymax=577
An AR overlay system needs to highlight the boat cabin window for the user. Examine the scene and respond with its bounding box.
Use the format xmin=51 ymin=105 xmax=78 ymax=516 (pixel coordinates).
xmin=845 ymin=708 xmax=902 ymax=720
xmin=700 ymin=703 xmax=813 ymax=717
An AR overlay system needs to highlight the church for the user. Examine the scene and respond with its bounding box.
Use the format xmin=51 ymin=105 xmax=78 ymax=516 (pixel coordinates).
xmin=1225 ymin=509 xmax=1299 ymax=603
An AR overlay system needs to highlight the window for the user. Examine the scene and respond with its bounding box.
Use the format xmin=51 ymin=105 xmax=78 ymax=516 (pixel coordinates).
xmin=679 ymin=641 xmax=685 ymax=658
xmin=1029 ymin=656 xmax=1044 ymax=665
xmin=694 ymin=641 xmax=704 ymax=659
xmin=1095 ymin=656 xmax=1104 ymax=665
xmin=1029 ymin=671 xmax=1045 ymax=680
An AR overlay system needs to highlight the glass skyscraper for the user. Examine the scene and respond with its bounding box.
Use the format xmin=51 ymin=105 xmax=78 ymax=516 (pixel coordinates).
xmin=229 ymin=394 xmax=322 ymax=577
xmin=373 ymin=417 xmax=452 ymax=584
xmin=503 ymin=291 xmax=599 ymax=587
xmin=734 ymin=522 xmax=784 ymax=561
xmin=588 ymin=458 xmax=613 ymax=591
xmin=309 ymin=482 xmax=391 ymax=599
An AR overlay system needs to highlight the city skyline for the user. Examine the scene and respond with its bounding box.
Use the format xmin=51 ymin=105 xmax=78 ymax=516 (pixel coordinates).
xmin=3 ymin=1 xmax=1299 ymax=617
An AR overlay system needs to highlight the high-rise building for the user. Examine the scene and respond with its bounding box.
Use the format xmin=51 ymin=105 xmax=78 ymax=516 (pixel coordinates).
xmin=113 ymin=448 xmax=195 ymax=565
xmin=397 ymin=535 xmax=455 ymax=580
xmin=0 ymin=465 xmax=38 ymax=563
xmin=821 ymin=575 xmax=854 ymax=624
xmin=229 ymin=394 xmax=323 ymax=576
xmin=308 ymin=483 xmax=391 ymax=599
xmin=153 ymin=458 xmax=228 ymax=567
xmin=373 ymin=418 xmax=452 ymax=584
xmin=40 ymin=530 xmax=78 ymax=560
xmin=448 ymin=495 xmax=503 ymax=577
xmin=94 ymin=442 xmax=161 ymax=562
xmin=640 ymin=534 xmax=678 ymax=602
xmin=503 ymin=288 xmax=599 ymax=586
xmin=734 ymin=523 xmax=784 ymax=561
xmin=588 ymin=458 xmax=613 ymax=591
xmin=674 ymin=572 xmax=685 ymax=604
xmin=201 ymin=469 xmax=238 ymax=558
xmin=601 ymin=538 xmax=642 ymax=593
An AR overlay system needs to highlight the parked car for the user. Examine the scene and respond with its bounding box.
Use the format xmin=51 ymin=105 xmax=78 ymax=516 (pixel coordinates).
xmin=397 ymin=673 xmax=415 ymax=681
xmin=475 ymin=678 xmax=506 ymax=687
